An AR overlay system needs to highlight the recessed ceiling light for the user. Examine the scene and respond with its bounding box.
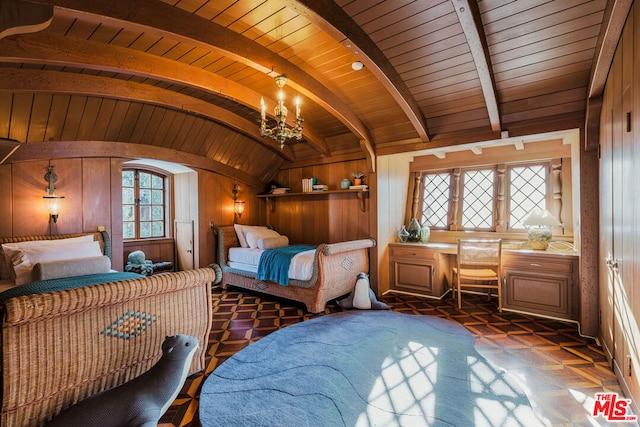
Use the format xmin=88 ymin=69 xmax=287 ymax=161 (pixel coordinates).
xmin=352 ymin=61 xmax=364 ymax=71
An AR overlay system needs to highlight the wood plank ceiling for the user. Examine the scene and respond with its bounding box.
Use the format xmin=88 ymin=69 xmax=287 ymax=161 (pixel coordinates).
xmin=0 ymin=0 xmax=619 ymax=184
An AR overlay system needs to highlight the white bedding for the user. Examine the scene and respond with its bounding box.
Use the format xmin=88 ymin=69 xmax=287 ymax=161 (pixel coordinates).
xmin=228 ymin=247 xmax=315 ymax=281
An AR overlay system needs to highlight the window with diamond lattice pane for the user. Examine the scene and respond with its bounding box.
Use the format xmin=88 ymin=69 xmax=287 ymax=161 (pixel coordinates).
xmin=461 ymin=169 xmax=494 ymax=229
xmin=421 ymin=173 xmax=451 ymax=228
xmin=509 ymin=164 xmax=547 ymax=229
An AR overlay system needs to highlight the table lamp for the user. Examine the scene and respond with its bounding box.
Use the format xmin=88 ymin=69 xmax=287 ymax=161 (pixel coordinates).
xmin=522 ymin=208 xmax=561 ymax=250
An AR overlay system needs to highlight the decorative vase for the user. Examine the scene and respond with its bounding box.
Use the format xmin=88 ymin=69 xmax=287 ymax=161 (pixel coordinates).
xmin=407 ymin=218 xmax=421 ymax=242
xmin=420 ymin=225 xmax=431 ymax=243
xmin=398 ymin=226 xmax=410 ymax=243
xmin=340 ymin=178 xmax=351 ymax=189
xmin=527 ymin=226 xmax=552 ymax=250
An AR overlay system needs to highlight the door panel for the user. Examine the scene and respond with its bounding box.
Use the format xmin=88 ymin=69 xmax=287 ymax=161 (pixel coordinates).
xmin=175 ymin=219 xmax=194 ymax=271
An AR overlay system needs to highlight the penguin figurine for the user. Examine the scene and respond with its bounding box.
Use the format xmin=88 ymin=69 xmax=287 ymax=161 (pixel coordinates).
xmin=338 ymin=272 xmax=390 ymax=310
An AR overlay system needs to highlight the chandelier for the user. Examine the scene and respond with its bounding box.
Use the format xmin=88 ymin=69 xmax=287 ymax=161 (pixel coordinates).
xmin=260 ymin=75 xmax=303 ymax=149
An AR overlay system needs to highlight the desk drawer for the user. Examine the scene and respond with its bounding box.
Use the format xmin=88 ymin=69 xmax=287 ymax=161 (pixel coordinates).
xmin=390 ymin=245 xmax=436 ymax=260
xmin=502 ymin=255 xmax=575 ymax=274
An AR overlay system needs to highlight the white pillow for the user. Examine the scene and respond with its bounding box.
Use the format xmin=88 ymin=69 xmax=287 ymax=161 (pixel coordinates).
xmin=1 ymin=235 xmax=95 ymax=281
xmin=257 ymin=235 xmax=289 ymax=250
xmin=233 ymin=225 xmax=270 ymax=248
xmin=7 ymin=240 xmax=103 ymax=285
xmin=245 ymin=229 xmax=281 ymax=249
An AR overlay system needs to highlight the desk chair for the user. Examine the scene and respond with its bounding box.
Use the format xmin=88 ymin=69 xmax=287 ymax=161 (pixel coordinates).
xmin=452 ymin=239 xmax=502 ymax=311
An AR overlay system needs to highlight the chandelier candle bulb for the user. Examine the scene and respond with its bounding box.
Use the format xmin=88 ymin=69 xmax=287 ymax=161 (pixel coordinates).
xmin=258 ymin=74 xmax=304 ymax=150
xmin=260 ymin=97 xmax=266 ymax=121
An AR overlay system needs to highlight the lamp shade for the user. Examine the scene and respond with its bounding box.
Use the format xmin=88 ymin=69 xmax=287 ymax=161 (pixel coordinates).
xmin=522 ymin=209 xmax=561 ymax=227
xmin=234 ymin=200 xmax=245 ymax=218
xmin=43 ymin=195 xmax=64 ymax=222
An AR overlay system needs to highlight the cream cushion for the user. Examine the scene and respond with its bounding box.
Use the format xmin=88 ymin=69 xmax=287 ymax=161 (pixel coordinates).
xmin=33 ymin=255 xmax=112 ymax=281
xmin=233 ymin=225 xmax=270 ymax=248
xmin=1 ymin=235 xmax=95 ymax=282
xmin=245 ymin=229 xmax=281 ymax=249
xmin=6 ymin=240 xmax=103 ymax=285
xmin=257 ymin=235 xmax=289 ymax=250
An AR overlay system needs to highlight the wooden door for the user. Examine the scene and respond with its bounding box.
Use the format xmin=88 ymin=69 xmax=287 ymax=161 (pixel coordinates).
xmin=174 ymin=219 xmax=194 ymax=271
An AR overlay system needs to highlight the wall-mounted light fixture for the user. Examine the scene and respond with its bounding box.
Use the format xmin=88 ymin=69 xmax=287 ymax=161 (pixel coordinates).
xmin=43 ymin=164 xmax=64 ymax=223
xmin=232 ymin=183 xmax=245 ymax=223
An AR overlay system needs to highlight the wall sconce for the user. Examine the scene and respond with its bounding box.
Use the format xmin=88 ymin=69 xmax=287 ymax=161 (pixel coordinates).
xmin=232 ymin=183 xmax=245 ymax=223
xmin=43 ymin=165 xmax=64 ymax=223
xmin=522 ymin=208 xmax=561 ymax=250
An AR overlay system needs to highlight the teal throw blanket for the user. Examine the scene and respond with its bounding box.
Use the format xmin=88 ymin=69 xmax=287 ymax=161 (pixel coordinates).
xmin=0 ymin=272 xmax=143 ymax=304
xmin=257 ymin=245 xmax=316 ymax=286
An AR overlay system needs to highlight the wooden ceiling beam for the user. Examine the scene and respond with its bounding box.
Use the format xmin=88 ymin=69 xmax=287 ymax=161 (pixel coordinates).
xmin=588 ymin=0 xmax=633 ymax=98
xmin=0 ymin=67 xmax=296 ymax=161
xmin=34 ymin=0 xmax=376 ymax=157
xmin=0 ymin=33 xmax=322 ymax=158
xmin=0 ymin=0 xmax=53 ymax=40
xmin=280 ymin=0 xmax=430 ymax=144
xmin=452 ymin=0 xmax=501 ymax=132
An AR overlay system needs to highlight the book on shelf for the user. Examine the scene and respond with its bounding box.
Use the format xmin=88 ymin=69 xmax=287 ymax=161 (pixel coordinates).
xmin=349 ymin=185 xmax=368 ymax=190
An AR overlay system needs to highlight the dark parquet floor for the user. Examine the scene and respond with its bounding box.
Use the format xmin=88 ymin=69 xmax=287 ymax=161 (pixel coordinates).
xmin=158 ymin=286 xmax=630 ymax=427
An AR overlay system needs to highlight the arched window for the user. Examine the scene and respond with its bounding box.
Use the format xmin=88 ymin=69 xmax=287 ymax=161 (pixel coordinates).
xmin=122 ymin=169 xmax=167 ymax=239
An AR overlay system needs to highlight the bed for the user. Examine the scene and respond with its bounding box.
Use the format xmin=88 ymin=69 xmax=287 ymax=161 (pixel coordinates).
xmin=0 ymin=231 xmax=216 ymax=426
xmin=213 ymin=225 xmax=376 ymax=313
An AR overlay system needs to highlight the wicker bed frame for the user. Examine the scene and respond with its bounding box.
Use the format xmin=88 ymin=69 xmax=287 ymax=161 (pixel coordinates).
xmin=0 ymin=232 xmax=216 ymax=427
xmin=213 ymin=225 xmax=376 ymax=313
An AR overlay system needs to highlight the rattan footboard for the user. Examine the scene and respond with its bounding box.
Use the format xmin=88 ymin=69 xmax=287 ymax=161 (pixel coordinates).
xmin=1 ymin=268 xmax=216 ymax=427
xmin=214 ymin=226 xmax=375 ymax=313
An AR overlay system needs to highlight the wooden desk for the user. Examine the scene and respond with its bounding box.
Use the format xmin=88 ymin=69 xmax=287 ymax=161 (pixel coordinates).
xmin=388 ymin=242 xmax=579 ymax=322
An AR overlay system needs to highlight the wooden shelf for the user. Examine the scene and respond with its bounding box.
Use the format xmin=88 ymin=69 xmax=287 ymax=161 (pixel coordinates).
xmin=257 ymin=189 xmax=369 ymax=212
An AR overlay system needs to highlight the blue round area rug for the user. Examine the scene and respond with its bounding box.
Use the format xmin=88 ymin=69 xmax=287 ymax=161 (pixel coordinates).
xmin=199 ymin=310 xmax=544 ymax=426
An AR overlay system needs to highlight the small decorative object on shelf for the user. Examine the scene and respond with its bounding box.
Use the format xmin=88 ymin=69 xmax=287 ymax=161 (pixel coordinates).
xmin=340 ymin=178 xmax=351 ymax=189
xmin=398 ymin=225 xmax=410 ymax=243
xmin=407 ymin=218 xmax=421 ymax=242
xmin=352 ymin=172 xmax=365 ymax=186
xmin=420 ymin=225 xmax=431 ymax=243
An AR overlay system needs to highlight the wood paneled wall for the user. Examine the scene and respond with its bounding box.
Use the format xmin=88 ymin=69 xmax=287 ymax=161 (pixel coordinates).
xmin=0 ymin=158 xmax=119 ymax=266
xmin=264 ymin=159 xmax=372 ymax=244
xmin=0 ymin=156 xmax=265 ymax=272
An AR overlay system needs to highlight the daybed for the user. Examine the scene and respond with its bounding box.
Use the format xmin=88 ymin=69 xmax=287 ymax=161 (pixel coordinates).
xmin=0 ymin=232 xmax=217 ymax=427
xmin=213 ymin=225 xmax=376 ymax=313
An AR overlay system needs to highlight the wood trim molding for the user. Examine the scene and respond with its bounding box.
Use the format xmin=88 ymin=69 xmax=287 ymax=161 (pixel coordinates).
xmin=6 ymin=140 xmax=265 ymax=189
xmin=410 ymin=139 xmax=570 ymax=171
